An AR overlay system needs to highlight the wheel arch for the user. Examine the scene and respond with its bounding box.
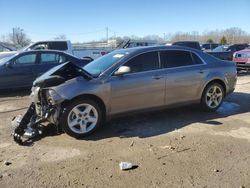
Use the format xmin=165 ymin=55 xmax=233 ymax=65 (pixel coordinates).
xmin=62 ymin=94 xmax=106 ymax=117
xmin=202 ymin=79 xmax=227 ymax=98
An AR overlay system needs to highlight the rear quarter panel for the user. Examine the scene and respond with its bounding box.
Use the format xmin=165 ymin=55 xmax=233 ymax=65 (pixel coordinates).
xmin=200 ymin=56 xmax=237 ymax=97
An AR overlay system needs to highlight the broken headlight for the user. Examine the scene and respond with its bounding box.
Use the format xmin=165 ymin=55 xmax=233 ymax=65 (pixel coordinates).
xmin=46 ymin=89 xmax=63 ymax=105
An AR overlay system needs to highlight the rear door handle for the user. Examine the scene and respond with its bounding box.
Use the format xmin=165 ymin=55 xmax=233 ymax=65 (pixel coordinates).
xmin=152 ymin=75 xmax=164 ymax=80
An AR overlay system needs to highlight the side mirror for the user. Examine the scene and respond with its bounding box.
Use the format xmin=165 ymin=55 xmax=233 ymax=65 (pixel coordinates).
xmin=114 ymin=66 xmax=131 ymax=76
xmin=5 ymin=62 xmax=13 ymax=68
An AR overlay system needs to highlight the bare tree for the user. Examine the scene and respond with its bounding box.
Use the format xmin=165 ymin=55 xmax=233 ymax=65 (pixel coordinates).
xmin=8 ymin=27 xmax=31 ymax=47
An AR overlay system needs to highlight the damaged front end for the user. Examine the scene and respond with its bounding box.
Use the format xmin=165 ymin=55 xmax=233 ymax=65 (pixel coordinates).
xmin=12 ymin=62 xmax=91 ymax=144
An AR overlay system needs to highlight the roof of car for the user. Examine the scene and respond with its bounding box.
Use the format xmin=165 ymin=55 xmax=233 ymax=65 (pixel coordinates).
xmin=15 ymin=49 xmax=72 ymax=56
xmin=117 ymin=45 xmax=202 ymax=54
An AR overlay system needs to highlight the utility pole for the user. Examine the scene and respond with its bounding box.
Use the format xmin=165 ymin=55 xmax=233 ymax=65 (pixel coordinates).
xmin=106 ymin=27 xmax=109 ymax=44
xmin=163 ymin=33 xmax=166 ymax=41
xmin=12 ymin=28 xmax=15 ymax=43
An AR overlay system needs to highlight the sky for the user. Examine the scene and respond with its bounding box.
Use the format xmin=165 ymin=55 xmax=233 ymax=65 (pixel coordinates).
xmin=0 ymin=0 xmax=250 ymax=42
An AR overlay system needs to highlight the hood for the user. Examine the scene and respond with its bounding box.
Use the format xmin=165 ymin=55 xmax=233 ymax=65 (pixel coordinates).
xmin=33 ymin=61 xmax=92 ymax=87
xmin=237 ymin=49 xmax=250 ymax=53
xmin=0 ymin=51 xmax=17 ymax=60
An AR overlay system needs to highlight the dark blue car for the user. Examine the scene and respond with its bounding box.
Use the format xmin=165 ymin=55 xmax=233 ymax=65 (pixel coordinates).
xmin=0 ymin=50 xmax=90 ymax=90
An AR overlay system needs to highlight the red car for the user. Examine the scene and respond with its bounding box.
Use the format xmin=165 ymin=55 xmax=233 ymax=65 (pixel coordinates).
xmin=233 ymin=48 xmax=250 ymax=70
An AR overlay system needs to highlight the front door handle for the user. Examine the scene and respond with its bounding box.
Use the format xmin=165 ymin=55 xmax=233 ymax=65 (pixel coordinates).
xmin=199 ymin=70 xmax=205 ymax=74
xmin=152 ymin=75 xmax=164 ymax=80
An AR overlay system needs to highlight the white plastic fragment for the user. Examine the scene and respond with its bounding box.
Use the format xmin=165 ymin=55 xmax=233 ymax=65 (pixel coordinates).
xmin=119 ymin=162 xmax=133 ymax=170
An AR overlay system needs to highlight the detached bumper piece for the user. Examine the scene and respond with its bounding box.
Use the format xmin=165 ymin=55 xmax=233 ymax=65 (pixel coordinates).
xmin=12 ymin=103 xmax=44 ymax=145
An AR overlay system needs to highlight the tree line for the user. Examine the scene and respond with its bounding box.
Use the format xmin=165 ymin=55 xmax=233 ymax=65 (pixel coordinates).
xmin=1 ymin=27 xmax=250 ymax=48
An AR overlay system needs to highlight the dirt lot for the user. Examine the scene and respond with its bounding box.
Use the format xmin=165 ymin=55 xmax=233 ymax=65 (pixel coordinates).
xmin=0 ymin=73 xmax=250 ymax=188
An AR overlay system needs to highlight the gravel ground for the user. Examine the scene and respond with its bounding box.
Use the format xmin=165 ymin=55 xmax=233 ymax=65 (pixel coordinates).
xmin=0 ymin=73 xmax=250 ymax=188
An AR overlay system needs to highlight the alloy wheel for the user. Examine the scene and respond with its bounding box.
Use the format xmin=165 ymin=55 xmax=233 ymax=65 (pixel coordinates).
xmin=206 ymin=85 xmax=223 ymax=108
xmin=67 ymin=103 xmax=98 ymax=134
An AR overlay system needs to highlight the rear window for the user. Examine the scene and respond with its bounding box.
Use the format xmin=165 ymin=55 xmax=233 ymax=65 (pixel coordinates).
xmin=173 ymin=42 xmax=201 ymax=50
xmin=48 ymin=42 xmax=68 ymax=51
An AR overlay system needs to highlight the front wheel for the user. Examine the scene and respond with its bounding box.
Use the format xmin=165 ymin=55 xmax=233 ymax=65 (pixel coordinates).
xmin=201 ymin=83 xmax=225 ymax=112
xmin=60 ymin=98 xmax=103 ymax=138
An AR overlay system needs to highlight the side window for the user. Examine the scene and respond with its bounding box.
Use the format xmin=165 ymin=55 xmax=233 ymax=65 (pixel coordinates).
xmin=48 ymin=42 xmax=68 ymax=50
xmin=227 ymin=46 xmax=235 ymax=52
xmin=160 ymin=50 xmax=194 ymax=68
xmin=191 ymin=53 xmax=203 ymax=65
xmin=124 ymin=52 xmax=159 ymax=73
xmin=41 ymin=53 xmax=67 ymax=64
xmin=14 ymin=54 xmax=36 ymax=65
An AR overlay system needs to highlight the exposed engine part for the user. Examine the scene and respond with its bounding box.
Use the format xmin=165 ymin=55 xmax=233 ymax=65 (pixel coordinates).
xmin=11 ymin=62 xmax=90 ymax=144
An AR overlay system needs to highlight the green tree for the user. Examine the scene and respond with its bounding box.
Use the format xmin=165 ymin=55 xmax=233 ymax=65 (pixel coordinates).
xmin=220 ymin=36 xmax=227 ymax=45
xmin=206 ymin=38 xmax=214 ymax=43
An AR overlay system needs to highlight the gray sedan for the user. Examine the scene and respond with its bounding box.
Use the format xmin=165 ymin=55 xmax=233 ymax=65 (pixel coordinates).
xmin=15 ymin=46 xmax=237 ymax=139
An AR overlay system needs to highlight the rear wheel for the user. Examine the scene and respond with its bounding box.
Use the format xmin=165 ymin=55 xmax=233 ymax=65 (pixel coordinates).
xmin=60 ymin=98 xmax=103 ymax=138
xmin=201 ymin=83 xmax=224 ymax=112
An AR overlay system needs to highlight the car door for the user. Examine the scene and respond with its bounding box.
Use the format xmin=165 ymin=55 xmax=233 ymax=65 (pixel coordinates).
xmin=109 ymin=51 xmax=166 ymax=114
xmin=0 ymin=53 xmax=38 ymax=89
xmin=34 ymin=52 xmax=68 ymax=78
xmin=160 ymin=50 xmax=207 ymax=105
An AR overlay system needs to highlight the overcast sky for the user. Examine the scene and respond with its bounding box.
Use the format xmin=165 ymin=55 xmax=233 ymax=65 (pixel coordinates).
xmin=1 ymin=0 xmax=250 ymax=42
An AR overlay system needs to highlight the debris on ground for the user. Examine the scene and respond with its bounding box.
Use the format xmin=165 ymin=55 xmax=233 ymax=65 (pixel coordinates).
xmin=176 ymin=148 xmax=191 ymax=153
xmin=213 ymin=169 xmax=220 ymax=172
xmin=119 ymin=162 xmax=136 ymax=170
xmin=160 ymin=145 xmax=176 ymax=150
xmin=4 ymin=161 xmax=12 ymax=166
xmin=180 ymin=135 xmax=186 ymax=139
xmin=129 ymin=140 xmax=134 ymax=147
xmin=157 ymin=154 xmax=168 ymax=160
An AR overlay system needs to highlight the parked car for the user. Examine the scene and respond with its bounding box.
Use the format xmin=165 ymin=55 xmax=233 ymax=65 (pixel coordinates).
xmin=0 ymin=42 xmax=17 ymax=59
xmin=0 ymin=50 xmax=90 ymax=90
xmin=172 ymin=41 xmax=201 ymax=50
xmin=233 ymin=47 xmax=250 ymax=70
xmin=0 ymin=40 xmax=108 ymax=60
xmin=201 ymin=43 xmax=219 ymax=52
xmin=13 ymin=45 xmax=237 ymax=141
xmin=212 ymin=45 xmax=229 ymax=52
xmin=208 ymin=43 xmax=249 ymax=61
xmin=0 ymin=42 xmax=16 ymax=52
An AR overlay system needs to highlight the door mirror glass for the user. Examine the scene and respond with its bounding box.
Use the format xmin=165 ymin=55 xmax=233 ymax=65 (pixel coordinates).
xmin=114 ymin=66 xmax=131 ymax=76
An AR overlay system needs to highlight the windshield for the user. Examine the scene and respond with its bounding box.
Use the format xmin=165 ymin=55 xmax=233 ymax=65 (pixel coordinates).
xmin=212 ymin=46 xmax=226 ymax=52
xmin=83 ymin=50 xmax=130 ymax=76
xmin=18 ymin=43 xmax=33 ymax=52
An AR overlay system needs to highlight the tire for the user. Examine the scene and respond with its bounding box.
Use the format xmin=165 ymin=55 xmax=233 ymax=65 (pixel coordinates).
xmin=200 ymin=82 xmax=225 ymax=112
xmin=60 ymin=98 xmax=103 ymax=138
